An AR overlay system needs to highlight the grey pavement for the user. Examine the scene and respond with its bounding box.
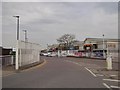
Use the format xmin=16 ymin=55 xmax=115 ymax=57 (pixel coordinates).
xmin=3 ymin=56 xmax=107 ymax=88
xmin=2 ymin=66 xmax=15 ymax=77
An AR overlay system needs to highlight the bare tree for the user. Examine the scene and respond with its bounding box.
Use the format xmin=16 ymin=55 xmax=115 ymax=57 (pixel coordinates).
xmin=57 ymin=34 xmax=76 ymax=50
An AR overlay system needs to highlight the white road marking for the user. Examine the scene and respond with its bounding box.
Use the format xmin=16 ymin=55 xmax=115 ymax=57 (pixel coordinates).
xmin=110 ymin=75 xmax=117 ymax=77
xmin=74 ymin=62 xmax=79 ymax=65
xmin=103 ymin=79 xmax=120 ymax=82
xmin=103 ymin=83 xmax=110 ymax=88
xmin=111 ymin=86 xmax=120 ymax=88
xmin=85 ymin=67 xmax=97 ymax=77
xmin=96 ymin=74 xmax=104 ymax=76
xmin=66 ymin=60 xmax=81 ymax=66
xmin=66 ymin=60 xmax=73 ymax=63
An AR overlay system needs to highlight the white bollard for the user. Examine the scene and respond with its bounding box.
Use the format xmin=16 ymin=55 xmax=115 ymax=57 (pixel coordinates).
xmin=106 ymin=54 xmax=112 ymax=70
xmin=58 ymin=50 xmax=60 ymax=57
xmin=11 ymin=55 xmax=14 ymax=65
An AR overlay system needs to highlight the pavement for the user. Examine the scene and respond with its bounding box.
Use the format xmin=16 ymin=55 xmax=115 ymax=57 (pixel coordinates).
xmin=2 ymin=65 xmax=15 ymax=77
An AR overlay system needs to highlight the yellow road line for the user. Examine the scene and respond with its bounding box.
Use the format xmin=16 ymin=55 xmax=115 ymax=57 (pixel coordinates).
xmin=2 ymin=72 xmax=16 ymax=77
xmin=21 ymin=59 xmax=47 ymax=72
xmin=3 ymin=59 xmax=47 ymax=77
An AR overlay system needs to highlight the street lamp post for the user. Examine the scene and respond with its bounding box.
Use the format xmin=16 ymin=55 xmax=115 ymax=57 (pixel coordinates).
xmin=47 ymin=44 xmax=48 ymax=52
xmin=23 ymin=30 xmax=28 ymax=42
xmin=13 ymin=16 xmax=20 ymax=40
xmin=90 ymin=42 xmax=92 ymax=58
xmin=13 ymin=15 xmax=20 ymax=70
xmin=102 ymin=34 xmax=105 ymax=58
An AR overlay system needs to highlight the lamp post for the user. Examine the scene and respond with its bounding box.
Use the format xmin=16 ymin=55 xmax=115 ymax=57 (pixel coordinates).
xmin=102 ymin=34 xmax=105 ymax=58
xmin=23 ymin=30 xmax=28 ymax=42
xmin=13 ymin=15 xmax=20 ymax=70
xmin=13 ymin=16 xmax=20 ymax=40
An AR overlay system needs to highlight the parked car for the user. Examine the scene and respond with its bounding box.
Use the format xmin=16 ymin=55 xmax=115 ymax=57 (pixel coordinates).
xmin=61 ymin=53 xmax=67 ymax=57
xmin=47 ymin=53 xmax=57 ymax=57
xmin=40 ymin=52 xmax=51 ymax=56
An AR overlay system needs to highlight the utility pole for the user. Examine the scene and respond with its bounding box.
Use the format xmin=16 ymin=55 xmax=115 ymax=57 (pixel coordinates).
xmin=23 ymin=30 xmax=28 ymax=42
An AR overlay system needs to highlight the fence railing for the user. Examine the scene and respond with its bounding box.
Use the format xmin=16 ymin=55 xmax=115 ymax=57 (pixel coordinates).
xmin=0 ymin=55 xmax=15 ymax=66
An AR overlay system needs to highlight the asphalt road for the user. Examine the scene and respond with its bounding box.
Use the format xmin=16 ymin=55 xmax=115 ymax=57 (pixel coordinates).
xmin=3 ymin=56 xmax=107 ymax=88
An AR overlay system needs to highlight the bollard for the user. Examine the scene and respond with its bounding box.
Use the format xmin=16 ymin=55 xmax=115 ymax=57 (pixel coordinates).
xmin=106 ymin=54 xmax=112 ymax=70
xmin=11 ymin=55 xmax=14 ymax=65
xmin=58 ymin=50 xmax=60 ymax=57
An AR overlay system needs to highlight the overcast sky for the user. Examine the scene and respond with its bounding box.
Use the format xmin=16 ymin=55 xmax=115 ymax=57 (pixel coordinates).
xmin=2 ymin=2 xmax=118 ymax=49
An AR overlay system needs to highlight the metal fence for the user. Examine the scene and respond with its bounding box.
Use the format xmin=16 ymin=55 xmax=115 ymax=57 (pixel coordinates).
xmin=0 ymin=55 xmax=15 ymax=66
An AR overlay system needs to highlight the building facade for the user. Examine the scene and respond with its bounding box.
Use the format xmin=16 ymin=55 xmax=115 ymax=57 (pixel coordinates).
xmin=83 ymin=38 xmax=119 ymax=59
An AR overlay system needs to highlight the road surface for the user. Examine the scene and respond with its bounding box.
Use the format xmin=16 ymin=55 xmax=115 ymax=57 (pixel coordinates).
xmin=3 ymin=57 xmax=108 ymax=88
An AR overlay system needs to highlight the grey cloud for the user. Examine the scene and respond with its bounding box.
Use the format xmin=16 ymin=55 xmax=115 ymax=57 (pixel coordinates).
xmin=95 ymin=2 xmax=118 ymax=14
xmin=30 ymin=18 xmax=62 ymax=25
xmin=2 ymin=2 xmax=118 ymax=48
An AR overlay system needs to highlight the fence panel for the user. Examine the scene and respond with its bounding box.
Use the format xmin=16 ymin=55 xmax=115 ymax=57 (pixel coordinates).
xmin=0 ymin=55 xmax=14 ymax=66
xmin=16 ymin=40 xmax=41 ymax=69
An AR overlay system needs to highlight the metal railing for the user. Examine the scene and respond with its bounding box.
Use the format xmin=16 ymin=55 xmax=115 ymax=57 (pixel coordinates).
xmin=0 ymin=55 xmax=15 ymax=66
